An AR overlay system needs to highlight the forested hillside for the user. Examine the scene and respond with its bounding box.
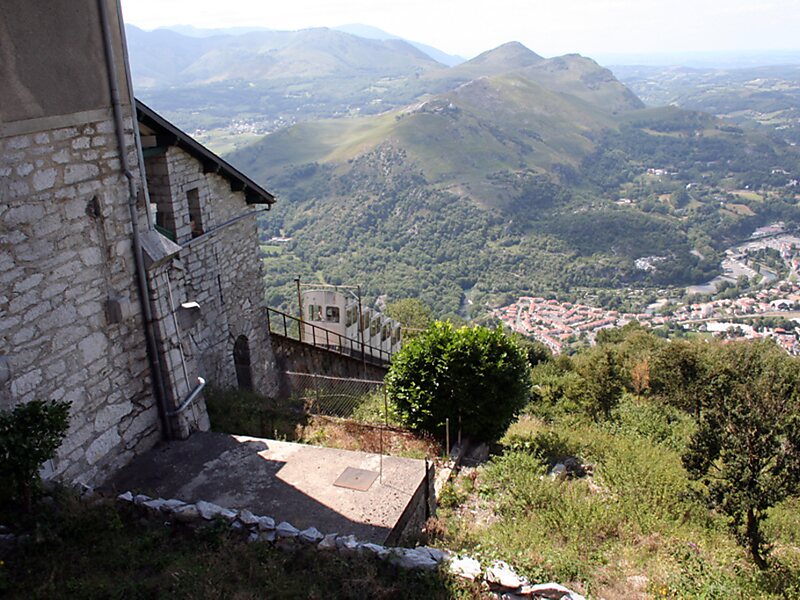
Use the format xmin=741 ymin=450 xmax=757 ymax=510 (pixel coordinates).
xmin=227 ymin=49 xmax=800 ymax=316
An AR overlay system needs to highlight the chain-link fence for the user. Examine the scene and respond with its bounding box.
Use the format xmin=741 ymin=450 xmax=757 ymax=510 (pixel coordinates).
xmin=284 ymin=371 xmax=387 ymax=425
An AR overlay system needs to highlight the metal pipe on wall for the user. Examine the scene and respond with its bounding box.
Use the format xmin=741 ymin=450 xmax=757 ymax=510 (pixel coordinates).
xmin=98 ymin=0 xmax=173 ymax=440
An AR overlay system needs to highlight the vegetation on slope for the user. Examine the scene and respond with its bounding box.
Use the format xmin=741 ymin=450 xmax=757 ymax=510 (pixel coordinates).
xmin=432 ymin=326 xmax=800 ymax=598
xmin=2 ymin=492 xmax=476 ymax=599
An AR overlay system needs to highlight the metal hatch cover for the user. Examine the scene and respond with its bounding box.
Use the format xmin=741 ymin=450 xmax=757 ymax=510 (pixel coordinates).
xmin=333 ymin=466 xmax=379 ymax=491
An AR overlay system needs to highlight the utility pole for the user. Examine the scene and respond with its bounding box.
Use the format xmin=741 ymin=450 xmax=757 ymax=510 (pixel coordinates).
xmin=295 ymin=276 xmax=303 ymax=343
xmin=357 ymin=284 xmax=366 ymax=371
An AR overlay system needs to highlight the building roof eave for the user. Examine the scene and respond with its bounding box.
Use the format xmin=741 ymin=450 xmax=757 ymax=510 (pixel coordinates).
xmin=134 ymin=99 xmax=275 ymax=206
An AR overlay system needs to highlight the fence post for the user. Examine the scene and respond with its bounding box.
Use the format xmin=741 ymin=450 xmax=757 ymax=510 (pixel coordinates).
xmin=313 ymin=373 xmax=320 ymax=414
xmin=445 ymin=417 xmax=450 ymax=459
xmin=424 ymin=458 xmax=431 ymax=520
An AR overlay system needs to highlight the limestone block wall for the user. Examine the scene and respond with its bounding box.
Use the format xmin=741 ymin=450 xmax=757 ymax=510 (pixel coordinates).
xmin=143 ymin=147 xmax=279 ymax=406
xmin=270 ymin=335 xmax=388 ymax=400
xmin=0 ymin=111 xmax=162 ymax=485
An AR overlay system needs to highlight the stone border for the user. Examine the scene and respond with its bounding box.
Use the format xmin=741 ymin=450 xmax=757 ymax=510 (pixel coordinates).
xmin=116 ymin=491 xmax=585 ymax=600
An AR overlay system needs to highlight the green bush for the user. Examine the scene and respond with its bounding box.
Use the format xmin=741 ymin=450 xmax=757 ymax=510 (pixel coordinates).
xmin=386 ymin=321 xmax=530 ymax=442
xmin=499 ymin=429 xmax=579 ymax=466
xmin=350 ymin=389 xmax=403 ymax=427
xmin=0 ymin=400 xmax=70 ymax=511
xmin=606 ymin=394 xmax=695 ymax=452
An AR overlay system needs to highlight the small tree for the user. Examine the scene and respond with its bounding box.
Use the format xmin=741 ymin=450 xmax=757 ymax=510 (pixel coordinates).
xmin=650 ymin=340 xmax=713 ymax=416
xmin=0 ymin=400 xmax=71 ymax=511
xmin=385 ymin=298 xmax=433 ymax=340
xmin=574 ymin=345 xmax=624 ymax=420
xmin=682 ymin=341 xmax=800 ymax=569
xmin=386 ymin=322 xmax=530 ymax=442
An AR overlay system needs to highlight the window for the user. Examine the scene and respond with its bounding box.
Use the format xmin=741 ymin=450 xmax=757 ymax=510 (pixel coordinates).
xmin=308 ymin=304 xmax=323 ymax=322
xmin=381 ymin=323 xmax=390 ymax=341
xmin=187 ymin=188 xmax=203 ymax=238
xmin=392 ymin=325 xmax=401 ymax=344
xmin=346 ymin=306 xmax=357 ymax=327
xmin=325 ymin=306 xmax=340 ymax=323
xmin=370 ymin=318 xmax=379 ymax=337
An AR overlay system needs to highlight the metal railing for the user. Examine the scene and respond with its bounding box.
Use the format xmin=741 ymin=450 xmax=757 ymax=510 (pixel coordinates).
xmin=267 ymin=307 xmax=394 ymax=366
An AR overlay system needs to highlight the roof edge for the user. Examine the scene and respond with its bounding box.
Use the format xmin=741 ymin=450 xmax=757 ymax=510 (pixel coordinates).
xmin=135 ymin=99 xmax=275 ymax=205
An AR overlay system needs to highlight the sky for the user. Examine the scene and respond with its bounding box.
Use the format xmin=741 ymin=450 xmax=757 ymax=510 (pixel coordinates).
xmin=121 ymin=0 xmax=800 ymax=61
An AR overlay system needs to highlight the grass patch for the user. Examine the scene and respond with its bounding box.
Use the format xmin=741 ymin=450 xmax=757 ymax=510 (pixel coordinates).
xmin=299 ymin=416 xmax=439 ymax=459
xmin=205 ymin=386 xmax=437 ymax=458
xmin=436 ymin=411 xmax=800 ymax=598
xmin=205 ymin=385 xmax=304 ymax=440
xmin=2 ymin=491 xmax=478 ymax=599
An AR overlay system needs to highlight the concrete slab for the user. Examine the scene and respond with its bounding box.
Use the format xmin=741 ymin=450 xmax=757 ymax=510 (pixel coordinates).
xmin=103 ymin=431 xmax=428 ymax=544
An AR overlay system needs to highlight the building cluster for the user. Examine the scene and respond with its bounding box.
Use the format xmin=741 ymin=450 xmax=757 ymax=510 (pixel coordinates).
xmin=496 ymin=282 xmax=800 ymax=356
xmin=493 ymin=298 xmax=667 ymax=354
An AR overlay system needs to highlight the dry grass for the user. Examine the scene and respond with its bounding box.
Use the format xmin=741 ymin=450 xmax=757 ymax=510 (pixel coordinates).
xmin=299 ymin=415 xmax=441 ymax=459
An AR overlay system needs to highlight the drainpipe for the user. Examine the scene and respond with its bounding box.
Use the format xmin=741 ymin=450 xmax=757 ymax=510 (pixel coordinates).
xmin=98 ymin=0 xmax=173 ymax=440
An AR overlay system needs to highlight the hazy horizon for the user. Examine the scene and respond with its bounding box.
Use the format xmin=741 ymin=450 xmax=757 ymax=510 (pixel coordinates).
xmin=121 ymin=0 xmax=800 ymax=65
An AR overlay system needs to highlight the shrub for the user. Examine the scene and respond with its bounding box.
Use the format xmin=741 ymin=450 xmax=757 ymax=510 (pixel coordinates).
xmin=386 ymin=321 xmax=530 ymax=442
xmin=606 ymin=394 xmax=695 ymax=452
xmin=499 ymin=429 xmax=580 ymax=466
xmin=0 ymin=400 xmax=71 ymax=511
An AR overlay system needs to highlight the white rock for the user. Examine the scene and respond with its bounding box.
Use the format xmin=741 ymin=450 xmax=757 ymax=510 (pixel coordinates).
xmin=259 ymin=530 xmax=276 ymax=543
xmin=172 ymin=504 xmax=200 ymax=523
xmin=419 ymin=546 xmax=449 ymax=562
xmin=133 ymin=494 xmax=151 ymax=506
xmin=336 ymin=534 xmax=359 ymax=554
xmin=161 ymin=499 xmax=187 ymax=512
xmin=117 ymin=491 xmax=133 ymax=502
xmin=318 ymin=533 xmax=338 ymax=551
xmin=447 ymin=555 xmax=482 ymax=580
xmin=257 ymin=516 xmax=275 ymax=531
xmin=520 ymin=583 xmax=586 ymax=600
xmin=247 ymin=531 xmax=260 ymax=543
xmin=142 ymin=498 xmax=168 ymax=512
xmin=359 ymin=542 xmax=389 ymax=559
xmin=485 ymin=560 xmax=526 ymax=590
xmin=275 ymin=521 xmax=299 ymax=538
xmin=196 ymin=500 xmax=237 ymax=521
xmin=388 ymin=547 xmax=439 ymax=571
xmin=299 ymin=527 xmax=324 ymax=544
xmin=238 ymin=509 xmax=260 ymax=527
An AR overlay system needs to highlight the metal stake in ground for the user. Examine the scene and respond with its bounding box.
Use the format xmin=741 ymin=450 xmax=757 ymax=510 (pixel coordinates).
xmin=380 ymin=386 xmax=387 ymax=483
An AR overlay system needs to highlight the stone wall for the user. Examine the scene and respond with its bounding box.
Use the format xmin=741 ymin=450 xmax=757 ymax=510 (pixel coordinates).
xmin=387 ymin=459 xmax=435 ymax=546
xmin=0 ymin=110 xmax=162 ymax=485
xmin=142 ymin=146 xmax=279 ymax=429
xmin=270 ymin=335 xmax=388 ymax=399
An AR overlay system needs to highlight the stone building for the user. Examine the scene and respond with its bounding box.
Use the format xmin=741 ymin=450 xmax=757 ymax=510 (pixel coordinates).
xmin=1 ymin=0 xmax=277 ymax=486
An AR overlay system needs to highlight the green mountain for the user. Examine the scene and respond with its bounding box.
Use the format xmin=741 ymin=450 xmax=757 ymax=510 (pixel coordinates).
xmin=126 ymin=25 xmax=447 ymax=136
xmin=232 ymin=70 xmax=619 ymax=207
xmin=226 ymin=44 xmax=800 ymax=316
xmin=126 ymin=25 xmax=443 ymax=87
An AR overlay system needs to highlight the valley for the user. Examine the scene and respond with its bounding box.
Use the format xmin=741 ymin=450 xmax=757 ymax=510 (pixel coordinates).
xmin=126 ymin=25 xmax=800 ymax=324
